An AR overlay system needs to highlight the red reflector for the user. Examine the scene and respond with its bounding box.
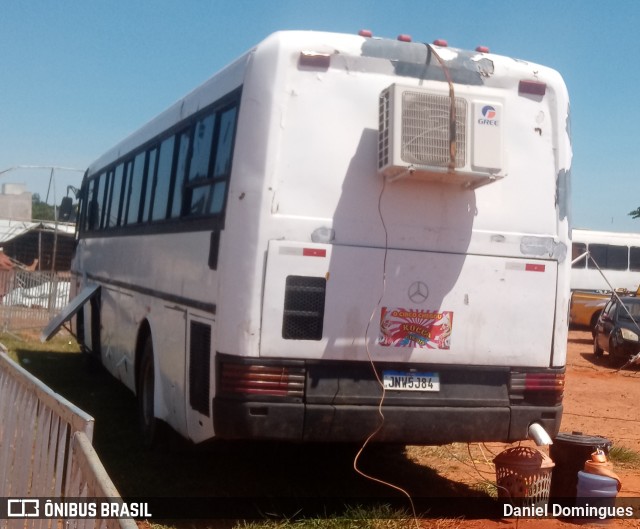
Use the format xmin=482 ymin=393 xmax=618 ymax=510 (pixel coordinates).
xmin=475 ymin=45 xmax=490 ymax=53
xmin=432 ymin=39 xmax=448 ymax=47
xmin=302 ymin=248 xmax=327 ymax=257
xmin=397 ymin=34 xmax=412 ymax=42
xmin=519 ymin=80 xmax=547 ymax=96
xmin=525 ymin=264 xmax=546 ymax=272
xmin=358 ymin=29 xmax=373 ymax=38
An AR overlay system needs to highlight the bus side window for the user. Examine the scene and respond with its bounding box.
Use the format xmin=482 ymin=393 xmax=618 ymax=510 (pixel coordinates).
xmin=170 ymin=129 xmax=191 ymax=219
xmin=142 ymin=147 xmax=158 ymax=222
xmin=589 ymin=244 xmax=628 ymax=271
xmin=206 ymin=105 xmax=237 ymax=216
xmin=186 ymin=112 xmax=216 ymax=216
xmin=572 ymin=243 xmax=587 ymax=268
xmin=94 ymin=173 xmax=105 ymax=230
xmin=630 ymin=247 xmax=640 ymax=272
xmin=213 ymin=106 xmax=237 ymax=179
xmin=152 ymin=136 xmax=176 ymax=221
xmin=107 ymin=165 xmax=125 ymax=228
xmin=126 ymin=151 xmax=146 ymax=225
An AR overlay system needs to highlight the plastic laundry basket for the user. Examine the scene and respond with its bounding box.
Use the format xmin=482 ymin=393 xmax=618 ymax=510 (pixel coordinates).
xmin=494 ymin=446 xmax=555 ymax=507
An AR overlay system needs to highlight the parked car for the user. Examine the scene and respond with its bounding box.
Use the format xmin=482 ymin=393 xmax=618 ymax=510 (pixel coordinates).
xmin=570 ymin=290 xmax=609 ymax=335
xmin=594 ymin=296 xmax=640 ymax=361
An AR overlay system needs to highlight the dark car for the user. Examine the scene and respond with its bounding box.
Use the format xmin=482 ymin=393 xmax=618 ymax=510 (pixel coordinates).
xmin=593 ymin=296 xmax=640 ymax=361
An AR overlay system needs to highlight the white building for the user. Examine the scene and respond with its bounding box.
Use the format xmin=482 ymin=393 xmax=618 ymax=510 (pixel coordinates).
xmin=0 ymin=183 xmax=32 ymax=221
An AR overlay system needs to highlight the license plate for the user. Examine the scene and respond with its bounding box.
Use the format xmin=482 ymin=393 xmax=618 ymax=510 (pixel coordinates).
xmin=382 ymin=371 xmax=440 ymax=392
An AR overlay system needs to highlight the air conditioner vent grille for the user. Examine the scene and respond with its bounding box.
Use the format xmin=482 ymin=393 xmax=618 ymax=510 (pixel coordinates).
xmin=400 ymin=91 xmax=467 ymax=168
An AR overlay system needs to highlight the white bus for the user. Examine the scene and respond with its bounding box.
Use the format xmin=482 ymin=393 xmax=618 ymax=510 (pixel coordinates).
xmin=46 ymin=30 xmax=571 ymax=446
xmin=571 ymin=229 xmax=640 ymax=292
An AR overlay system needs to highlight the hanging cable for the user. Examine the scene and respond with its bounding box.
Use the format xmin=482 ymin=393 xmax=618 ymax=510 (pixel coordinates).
xmin=426 ymin=44 xmax=457 ymax=171
xmin=351 ymin=177 xmax=420 ymax=529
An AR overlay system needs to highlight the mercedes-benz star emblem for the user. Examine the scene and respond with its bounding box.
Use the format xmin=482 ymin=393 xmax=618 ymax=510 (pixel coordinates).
xmin=408 ymin=281 xmax=429 ymax=304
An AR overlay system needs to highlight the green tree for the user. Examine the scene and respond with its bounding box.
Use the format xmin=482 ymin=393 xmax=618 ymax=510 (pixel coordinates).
xmin=32 ymin=193 xmax=56 ymax=221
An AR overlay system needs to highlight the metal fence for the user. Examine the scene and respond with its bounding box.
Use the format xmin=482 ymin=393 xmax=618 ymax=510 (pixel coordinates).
xmin=0 ymin=351 xmax=137 ymax=529
xmin=0 ymin=270 xmax=70 ymax=333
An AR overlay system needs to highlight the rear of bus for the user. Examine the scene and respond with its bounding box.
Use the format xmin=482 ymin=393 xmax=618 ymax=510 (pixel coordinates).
xmin=213 ymin=31 xmax=571 ymax=444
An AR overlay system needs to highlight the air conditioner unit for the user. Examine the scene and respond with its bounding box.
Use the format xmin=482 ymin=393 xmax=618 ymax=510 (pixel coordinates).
xmin=378 ymin=84 xmax=506 ymax=188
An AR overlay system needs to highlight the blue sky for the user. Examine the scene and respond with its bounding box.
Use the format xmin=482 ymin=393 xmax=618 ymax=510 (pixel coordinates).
xmin=1 ymin=0 xmax=639 ymax=232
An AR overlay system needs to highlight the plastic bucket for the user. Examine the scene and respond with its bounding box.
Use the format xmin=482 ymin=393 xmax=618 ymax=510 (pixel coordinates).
xmin=577 ymin=470 xmax=619 ymax=498
xmin=575 ymin=471 xmax=619 ymax=525
xmin=549 ymin=432 xmax=612 ymax=501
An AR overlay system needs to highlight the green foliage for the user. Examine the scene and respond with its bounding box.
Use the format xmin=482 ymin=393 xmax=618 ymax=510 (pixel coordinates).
xmin=608 ymin=446 xmax=640 ymax=468
xmin=32 ymin=193 xmax=56 ymax=221
xmin=233 ymin=505 xmax=414 ymax=529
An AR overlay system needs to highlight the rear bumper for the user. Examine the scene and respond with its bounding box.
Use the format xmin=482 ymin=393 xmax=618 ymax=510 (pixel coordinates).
xmin=213 ymin=354 xmax=563 ymax=443
xmin=213 ymin=399 xmax=562 ymax=444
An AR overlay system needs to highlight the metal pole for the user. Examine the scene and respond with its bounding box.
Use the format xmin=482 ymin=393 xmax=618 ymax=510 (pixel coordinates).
xmin=51 ymin=168 xmax=59 ymax=272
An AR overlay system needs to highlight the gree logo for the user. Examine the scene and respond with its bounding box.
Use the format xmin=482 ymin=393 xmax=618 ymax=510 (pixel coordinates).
xmin=478 ymin=105 xmax=499 ymax=126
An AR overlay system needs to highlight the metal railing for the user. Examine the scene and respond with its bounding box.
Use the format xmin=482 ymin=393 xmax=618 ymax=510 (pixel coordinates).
xmin=0 ymin=270 xmax=70 ymax=333
xmin=0 ymin=351 xmax=137 ymax=529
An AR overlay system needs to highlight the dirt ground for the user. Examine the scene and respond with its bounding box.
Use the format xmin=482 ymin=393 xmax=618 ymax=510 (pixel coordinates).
xmin=408 ymin=330 xmax=640 ymax=528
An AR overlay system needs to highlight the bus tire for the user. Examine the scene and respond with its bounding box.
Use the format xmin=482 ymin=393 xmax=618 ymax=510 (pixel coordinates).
xmin=138 ymin=337 xmax=159 ymax=447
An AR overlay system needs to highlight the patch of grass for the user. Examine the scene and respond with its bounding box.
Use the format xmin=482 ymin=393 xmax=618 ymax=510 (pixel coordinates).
xmin=609 ymin=446 xmax=640 ymax=469
xmin=235 ymin=505 xmax=407 ymax=528
xmin=142 ymin=508 xmax=466 ymax=529
xmin=1 ymin=331 xmax=79 ymax=360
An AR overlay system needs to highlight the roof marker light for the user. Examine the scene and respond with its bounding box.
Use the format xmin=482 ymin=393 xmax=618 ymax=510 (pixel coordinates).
xmin=476 ymin=45 xmax=490 ymax=53
xmin=397 ymin=34 xmax=412 ymax=42
xmin=298 ymin=51 xmax=331 ymax=70
xmin=358 ymin=29 xmax=373 ymax=37
xmin=432 ymin=39 xmax=448 ymax=47
xmin=519 ymin=80 xmax=547 ymax=96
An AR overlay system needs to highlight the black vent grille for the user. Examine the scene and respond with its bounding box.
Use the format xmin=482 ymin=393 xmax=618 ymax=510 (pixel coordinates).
xmin=378 ymin=89 xmax=391 ymax=169
xmin=282 ymin=276 xmax=326 ymax=340
xmin=189 ymin=321 xmax=211 ymax=416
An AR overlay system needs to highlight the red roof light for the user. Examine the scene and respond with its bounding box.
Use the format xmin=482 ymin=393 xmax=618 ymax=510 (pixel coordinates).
xmin=397 ymin=34 xmax=412 ymax=42
xmin=519 ymin=80 xmax=547 ymax=96
xmin=432 ymin=39 xmax=448 ymax=47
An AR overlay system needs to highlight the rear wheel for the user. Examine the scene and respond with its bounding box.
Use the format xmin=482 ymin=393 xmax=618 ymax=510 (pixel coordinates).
xmin=138 ymin=337 xmax=158 ymax=447
xmin=593 ymin=336 xmax=604 ymax=357
xmin=590 ymin=311 xmax=602 ymax=338
xmin=607 ymin=336 xmax=622 ymax=365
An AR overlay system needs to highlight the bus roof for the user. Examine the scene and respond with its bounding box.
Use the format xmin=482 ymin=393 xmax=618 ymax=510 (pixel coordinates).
xmin=87 ymin=29 xmax=564 ymax=176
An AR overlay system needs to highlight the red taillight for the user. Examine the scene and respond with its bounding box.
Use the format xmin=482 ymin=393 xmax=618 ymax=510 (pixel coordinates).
xmin=524 ymin=373 xmax=565 ymax=392
xmin=220 ymin=363 xmax=305 ymax=398
xmin=510 ymin=371 xmax=565 ymax=404
xmin=519 ymin=80 xmax=547 ymax=96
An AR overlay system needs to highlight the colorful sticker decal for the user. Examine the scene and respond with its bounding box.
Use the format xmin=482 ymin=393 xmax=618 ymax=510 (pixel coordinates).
xmin=379 ymin=307 xmax=453 ymax=349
